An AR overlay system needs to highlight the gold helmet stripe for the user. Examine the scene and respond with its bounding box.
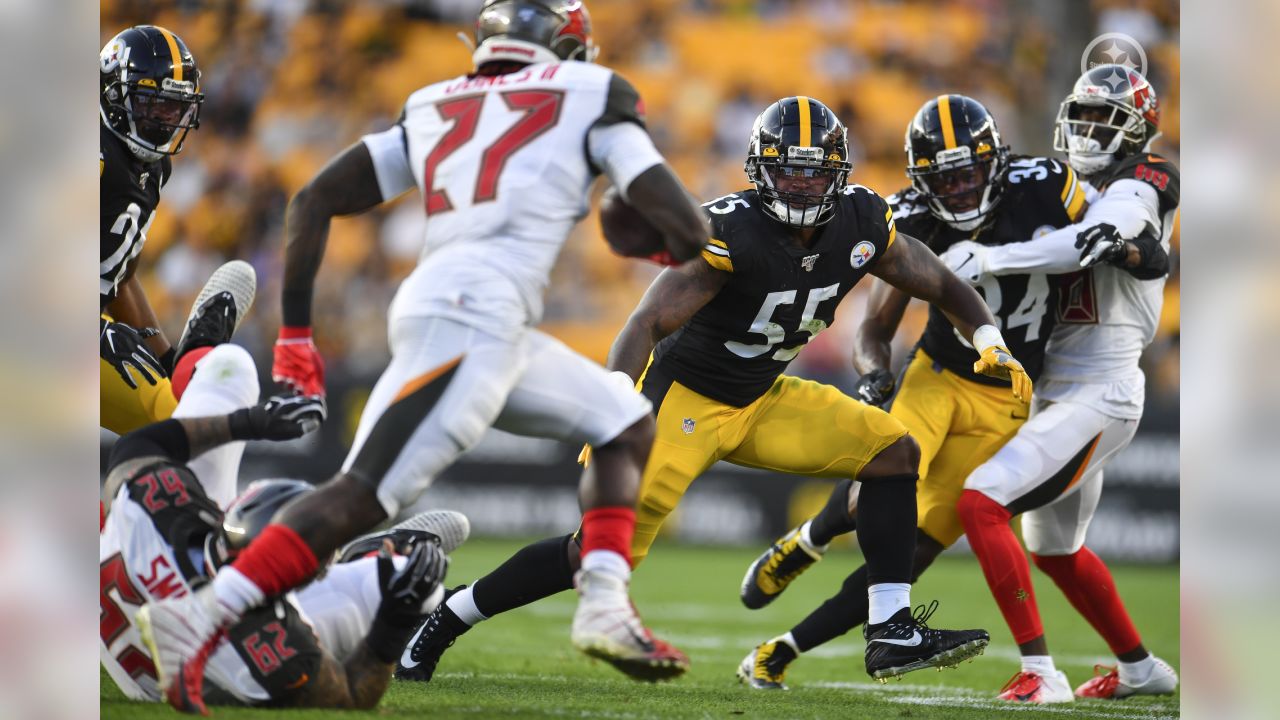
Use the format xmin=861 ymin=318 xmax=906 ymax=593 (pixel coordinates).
xmin=796 ymin=96 xmax=811 ymax=147
xmin=156 ymin=26 xmax=183 ymax=82
xmin=936 ymin=94 xmax=957 ymax=149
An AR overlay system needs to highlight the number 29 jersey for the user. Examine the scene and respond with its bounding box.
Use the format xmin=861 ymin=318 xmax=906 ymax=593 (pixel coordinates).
xmin=649 ymin=185 xmax=897 ymax=407
xmin=894 ymin=156 xmax=1086 ymax=385
xmin=386 ymin=61 xmax=648 ymax=337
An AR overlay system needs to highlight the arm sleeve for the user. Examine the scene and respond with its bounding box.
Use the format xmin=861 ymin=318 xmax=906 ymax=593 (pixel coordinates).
xmin=983 ymin=178 xmax=1163 ymax=276
xmin=587 ymin=122 xmax=664 ymax=201
xmin=108 ymin=418 xmax=191 ymax=470
xmin=360 ymin=125 xmax=415 ymax=202
xmin=1123 ymin=222 xmax=1170 ymax=280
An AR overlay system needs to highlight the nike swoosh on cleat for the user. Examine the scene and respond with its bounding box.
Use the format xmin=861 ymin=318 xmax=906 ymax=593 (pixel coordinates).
xmin=869 ymin=630 xmax=923 ymax=647
xmin=399 ymin=625 xmax=430 ymax=668
xmin=625 ymin=625 xmax=657 ymax=654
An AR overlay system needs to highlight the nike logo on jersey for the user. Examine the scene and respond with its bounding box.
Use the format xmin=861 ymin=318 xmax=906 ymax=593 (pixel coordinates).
xmin=953 ymin=252 xmax=974 ymax=272
xmin=869 ymin=630 xmax=923 ymax=647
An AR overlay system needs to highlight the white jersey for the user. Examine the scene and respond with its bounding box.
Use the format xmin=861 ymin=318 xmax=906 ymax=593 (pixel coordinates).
xmin=362 ymin=61 xmax=664 ymax=338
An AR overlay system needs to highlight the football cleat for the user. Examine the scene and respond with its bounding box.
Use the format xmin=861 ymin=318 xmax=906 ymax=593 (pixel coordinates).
xmin=135 ymin=586 xmax=233 ymax=715
xmin=1074 ymin=658 xmax=1178 ymax=699
xmin=863 ymin=601 xmax=989 ymax=680
xmin=395 ymin=586 xmax=468 ymax=683
xmin=736 ymin=636 xmax=798 ymax=690
xmin=998 ymin=669 xmax=1074 ymax=704
xmin=175 ymin=260 xmax=257 ymax=358
xmin=339 ymin=509 xmax=472 ymax=562
xmin=740 ymin=523 xmax=826 ymax=609
xmin=570 ymin=569 xmax=689 ymax=682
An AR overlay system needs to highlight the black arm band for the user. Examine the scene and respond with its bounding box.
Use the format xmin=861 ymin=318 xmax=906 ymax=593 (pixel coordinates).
xmin=227 ymin=407 xmax=259 ymax=441
xmin=281 ymin=287 xmax=313 ymax=328
xmin=1123 ymin=223 xmax=1169 ymax=280
xmin=109 ymin=419 xmax=191 ymax=469
xmin=365 ymin=616 xmax=417 ymax=664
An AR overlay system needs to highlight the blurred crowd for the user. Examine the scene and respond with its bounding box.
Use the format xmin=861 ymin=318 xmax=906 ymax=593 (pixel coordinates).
xmin=101 ymin=0 xmax=1180 ymax=406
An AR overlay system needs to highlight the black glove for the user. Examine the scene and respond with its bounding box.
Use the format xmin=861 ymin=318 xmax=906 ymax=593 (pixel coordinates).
xmin=366 ymin=539 xmax=448 ymax=663
xmin=228 ymin=394 xmax=327 ymax=441
xmin=1075 ymin=223 xmax=1127 ymax=268
xmin=101 ymin=318 xmax=166 ymax=389
xmin=854 ymin=369 xmax=896 ymax=407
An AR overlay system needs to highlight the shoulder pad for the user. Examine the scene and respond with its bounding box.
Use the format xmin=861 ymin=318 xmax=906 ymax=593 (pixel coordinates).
xmin=1005 ymin=156 xmax=1084 ymax=222
xmin=595 ymin=71 xmax=646 ymax=129
xmin=1102 ymin=153 xmax=1180 ymax=213
xmin=699 ymin=190 xmax=757 ymax=273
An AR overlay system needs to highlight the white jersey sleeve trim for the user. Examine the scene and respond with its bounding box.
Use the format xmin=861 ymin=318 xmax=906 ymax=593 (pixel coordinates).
xmin=362 ymin=125 xmax=416 ymax=202
xmin=984 ymin=177 xmax=1163 ymax=276
xmin=586 ymin=122 xmax=664 ymax=201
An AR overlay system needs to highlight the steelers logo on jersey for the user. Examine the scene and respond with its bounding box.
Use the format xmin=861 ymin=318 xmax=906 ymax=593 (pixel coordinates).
xmin=850 ymin=241 xmax=877 ymax=269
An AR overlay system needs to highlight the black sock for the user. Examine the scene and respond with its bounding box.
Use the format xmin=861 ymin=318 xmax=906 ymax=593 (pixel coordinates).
xmin=856 ymin=473 xmax=918 ymax=584
xmin=790 ymin=564 xmax=870 ymax=652
xmin=470 ymin=534 xmax=576 ymax=617
xmin=807 ymin=478 xmax=857 ymax=546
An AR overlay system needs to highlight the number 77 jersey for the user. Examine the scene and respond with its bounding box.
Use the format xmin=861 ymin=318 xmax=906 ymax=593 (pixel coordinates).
xmin=384 ymin=61 xmax=648 ymax=335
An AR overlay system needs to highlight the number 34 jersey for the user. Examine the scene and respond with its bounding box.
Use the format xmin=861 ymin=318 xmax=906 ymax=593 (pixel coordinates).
xmin=893 ymin=156 xmax=1086 ymax=385
xmin=384 ymin=61 xmax=648 ymax=336
xmin=650 ymin=185 xmax=897 ymax=407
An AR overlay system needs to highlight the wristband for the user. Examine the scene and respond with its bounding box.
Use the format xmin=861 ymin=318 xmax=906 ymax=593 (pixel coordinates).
xmin=971 ymin=324 xmax=1007 ymax=354
xmin=227 ymin=407 xmax=257 ymax=441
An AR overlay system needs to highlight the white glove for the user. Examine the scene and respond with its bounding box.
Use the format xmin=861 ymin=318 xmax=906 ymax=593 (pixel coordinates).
xmin=938 ymin=241 xmax=989 ymax=285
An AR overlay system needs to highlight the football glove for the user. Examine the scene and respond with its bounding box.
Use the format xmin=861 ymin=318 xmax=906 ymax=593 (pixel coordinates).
xmin=938 ymin=240 xmax=988 ymax=285
xmin=273 ymin=326 xmax=326 ymax=397
xmin=854 ymin=369 xmax=896 ymax=407
xmin=973 ymin=345 xmax=1033 ymax=402
xmin=228 ymin=394 xmax=327 ymax=441
xmin=100 ymin=318 xmax=166 ymax=389
xmin=366 ymin=538 xmax=449 ymax=663
xmin=1075 ymin=223 xmax=1127 ymax=268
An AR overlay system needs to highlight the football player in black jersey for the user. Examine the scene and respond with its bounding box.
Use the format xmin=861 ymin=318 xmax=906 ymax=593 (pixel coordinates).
xmin=735 ymin=95 xmax=1089 ymax=689
xmin=397 ymin=96 xmax=1035 ymax=684
xmin=100 ymin=25 xmax=204 ymax=434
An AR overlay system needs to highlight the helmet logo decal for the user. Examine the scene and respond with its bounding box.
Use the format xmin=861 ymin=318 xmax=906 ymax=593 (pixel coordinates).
xmin=762 ymin=147 xmax=779 ymax=157
xmin=827 ymin=152 xmax=842 ymax=161
xmin=850 ymin=241 xmax=876 ymax=269
xmin=556 ymin=1 xmax=591 ymax=48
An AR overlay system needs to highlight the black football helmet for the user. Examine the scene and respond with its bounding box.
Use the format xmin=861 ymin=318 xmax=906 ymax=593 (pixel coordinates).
xmin=473 ymin=0 xmax=598 ymax=68
xmin=100 ymin=25 xmax=203 ymax=163
xmin=1053 ymin=64 xmax=1161 ymax=176
xmin=204 ymin=479 xmax=313 ymax=572
xmin=905 ymin=95 xmax=1009 ymax=231
xmin=745 ymin=96 xmax=852 ymax=228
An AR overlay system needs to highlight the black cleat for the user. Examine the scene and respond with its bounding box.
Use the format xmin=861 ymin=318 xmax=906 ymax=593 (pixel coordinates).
xmin=740 ymin=524 xmax=825 ymax=610
xmin=736 ymin=636 xmax=798 ymax=690
xmin=395 ymin=586 xmax=469 ymax=682
xmin=863 ymin=601 xmax=989 ymax=681
xmin=175 ymin=260 xmax=256 ymax=359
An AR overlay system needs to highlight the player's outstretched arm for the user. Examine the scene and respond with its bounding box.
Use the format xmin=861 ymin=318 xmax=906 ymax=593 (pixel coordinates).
xmin=850 ymin=278 xmax=910 ymax=406
xmin=624 ymin=164 xmax=709 ymax=264
xmin=607 ymin=259 xmax=728 ymax=382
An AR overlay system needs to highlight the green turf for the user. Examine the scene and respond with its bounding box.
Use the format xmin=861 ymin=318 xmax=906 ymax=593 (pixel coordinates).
xmin=102 ymin=537 xmax=1179 ymax=719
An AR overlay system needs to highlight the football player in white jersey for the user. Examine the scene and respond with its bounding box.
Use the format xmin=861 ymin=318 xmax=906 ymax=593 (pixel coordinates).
xmin=103 ymin=339 xmax=457 ymax=709
xmin=139 ymin=1 xmax=706 ymax=711
xmin=935 ymin=65 xmax=1179 ymax=703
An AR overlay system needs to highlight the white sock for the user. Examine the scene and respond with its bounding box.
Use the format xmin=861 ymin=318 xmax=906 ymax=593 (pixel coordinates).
xmin=1117 ymin=655 xmax=1154 ymax=685
xmin=774 ymin=631 xmax=801 ymax=654
xmin=1021 ymin=655 xmax=1057 ymax=677
xmin=798 ymin=520 xmax=828 ymax=553
xmin=867 ymin=582 xmax=910 ymax=624
xmin=581 ymin=549 xmax=631 ymax=581
xmin=445 ymin=584 xmax=489 ymax=627
xmin=210 ymin=566 xmax=264 ymax=619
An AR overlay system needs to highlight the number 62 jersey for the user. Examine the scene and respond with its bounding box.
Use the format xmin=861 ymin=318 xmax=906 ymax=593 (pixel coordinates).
xmin=362 ymin=60 xmax=658 ymax=338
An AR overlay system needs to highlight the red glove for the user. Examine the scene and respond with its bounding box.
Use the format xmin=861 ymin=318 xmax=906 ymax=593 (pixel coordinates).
xmin=273 ymin=326 xmax=326 ymax=397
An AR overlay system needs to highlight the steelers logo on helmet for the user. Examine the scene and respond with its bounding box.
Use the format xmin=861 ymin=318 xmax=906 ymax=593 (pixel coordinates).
xmin=1053 ymin=64 xmax=1161 ymax=177
xmin=905 ymin=95 xmax=1010 ymax=231
xmin=100 ymin=25 xmax=203 ymax=162
xmin=850 ymin=241 xmax=877 ymax=269
xmin=745 ymin=96 xmax=852 ymax=228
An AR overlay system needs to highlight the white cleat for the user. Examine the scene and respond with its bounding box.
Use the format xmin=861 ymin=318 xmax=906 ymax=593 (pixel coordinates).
xmin=1075 ymin=657 xmax=1178 ymax=699
xmin=570 ymin=569 xmax=689 ymax=682
xmin=997 ymin=669 xmax=1074 ymax=704
xmin=135 ymin=586 xmax=233 ymax=715
xmin=176 ymin=259 xmax=257 ymax=353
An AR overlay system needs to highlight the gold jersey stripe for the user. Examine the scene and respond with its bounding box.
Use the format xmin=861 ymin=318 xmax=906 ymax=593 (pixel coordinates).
xmin=1061 ymin=166 xmax=1086 ymax=220
xmin=708 ymin=237 xmax=728 ymax=249
xmin=157 ymin=26 xmax=183 ymax=82
xmin=936 ymin=94 xmax=957 ymax=149
xmin=796 ymin=96 xmax=811 ymax=146
xmin=887 ymin=222 xmax=897 ymax=249
xmin=701 ymin=247 xmax=734 ymax=272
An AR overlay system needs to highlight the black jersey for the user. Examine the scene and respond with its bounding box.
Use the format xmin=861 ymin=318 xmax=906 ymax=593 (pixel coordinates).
xmin=649 ymin=185 xmax=896 ymax=407
xmin=101 ymin=123 xmax=170 ymax=310
xmin=1092 ymin=151 xmax=1180 ymax=217
xmin=892 ymin=156 xmax=1084 ymax=385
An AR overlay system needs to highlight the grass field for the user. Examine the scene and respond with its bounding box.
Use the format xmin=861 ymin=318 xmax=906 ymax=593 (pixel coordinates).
xmin=102 ymin=537 xmax=1180 ymax=719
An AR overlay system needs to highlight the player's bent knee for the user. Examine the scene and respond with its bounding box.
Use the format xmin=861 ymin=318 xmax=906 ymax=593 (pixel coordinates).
xmin=956 ymin=488 xmax=1008 ymax=528
xmin=195 ymin=343 xmax=260 ymax=403
xmin=860 ymin=433 xmax=920 ymax=479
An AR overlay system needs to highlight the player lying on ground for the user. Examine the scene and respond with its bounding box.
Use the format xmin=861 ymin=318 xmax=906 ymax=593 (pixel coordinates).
xmin=397 ymin=95 xmax=1034 ymax=685
xmin=735 ymin=94 xmax=1086 ymax=690
xmin=139 ymin=2 xmax=709 ymax=712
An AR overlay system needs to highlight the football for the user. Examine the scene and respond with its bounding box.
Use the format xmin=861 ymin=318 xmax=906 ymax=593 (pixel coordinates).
xmin=598 ymin=185 xmax=666 ymax=259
